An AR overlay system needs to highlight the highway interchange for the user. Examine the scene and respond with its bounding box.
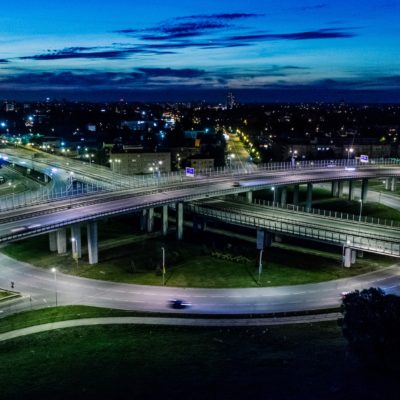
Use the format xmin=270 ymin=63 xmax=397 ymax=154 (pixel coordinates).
xmin=1 ymin=146 xmax=400 ymax=318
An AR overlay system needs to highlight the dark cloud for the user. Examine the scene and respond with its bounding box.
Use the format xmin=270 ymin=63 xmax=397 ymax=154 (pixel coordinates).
xmin=0 ymin=59 xmax=9 ymax=63
xmin=137 ymin=68 xmax=207 ymax=78
xmin=174 ymin=13 xmax=263 ymax=21
xmin=229 ymin=28 xmax=355 ymax=42
xmin=19 ymin=45 xmax=174 ymax=61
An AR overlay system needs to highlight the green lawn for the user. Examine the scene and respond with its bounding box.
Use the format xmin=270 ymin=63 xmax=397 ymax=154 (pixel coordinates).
xmin=2 ymin=230 xmax=393 ymax=288
xmin=0 ymin=320 xmax=399 ymax=399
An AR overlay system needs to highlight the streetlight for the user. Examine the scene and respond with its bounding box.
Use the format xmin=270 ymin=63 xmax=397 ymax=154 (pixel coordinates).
xmin=51 ymin=267 xmax=58 ymax=306
xmin=258 ymin=249 xmax=263 ymax=284
xmin=71 ymin=238 xmax=79 ymax=268
xmin=359 ymin=198 xmax=363 ymax=222
xmin=161 ymin=247 xmax=166 ymax=285
xmin=271 ymin=187 xmax=275 ymax=204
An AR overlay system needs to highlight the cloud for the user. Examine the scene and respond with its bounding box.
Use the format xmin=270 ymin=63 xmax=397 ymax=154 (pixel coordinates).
xmin=229 ymin=28 xmax=355 ymax=42
xmin=137 ymin=68 xmax=207 ymax=78
xmin=0 ymin=59 xmax=9 ymax=63
xmin=19 ymin=45 xmax=174 ymax=61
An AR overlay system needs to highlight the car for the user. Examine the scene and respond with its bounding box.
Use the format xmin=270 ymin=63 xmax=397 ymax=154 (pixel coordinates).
xmin=168 ymin=299 xmax=191 ymax=309
xmin=11 ymin=226 xmax=28 ymax=233
xmin=232 ymin=181 xmax=241 ymax=187
xmin=344 ymin=166 xmax=356 ymax=171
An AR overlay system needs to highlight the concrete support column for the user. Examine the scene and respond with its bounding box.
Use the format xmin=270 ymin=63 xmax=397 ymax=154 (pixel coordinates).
xmin=361 ymin=178 xmax=369 ymax=202
xmin=338 ymin=181 xmax=344 ymax=197
xmin=140 ymin=209 xmax=147 ymax=231
xmin=162 ymin=205 xmax=168 ymax=236
xmin=348 ymin=180 xmax=354 ymax=201
xmin=49 ymin=231 xmax=57 ymax=252
xmin=147 ymin=207 xmax=154 ymax=232
xmin=265 ymin=232 xmax=273 ymax=247
xmin=280 ymin=187 xmax=287 ymax=207
xmin=87 ymin=222 xmax=98 ymax=265
xmin=391 ymin=177 xmax=397 ymax=192
xmin=385 ymin=178 xmax=390 ymax=190
xmin=176 ymin=202 xmax=184 ymax=240
xmin=56 ymin=228 xmax=67 ymax=254
xmin=70 ymin=224 xmax=82 ymax=259
xmin=274 ymin=187 xmax=281 ymax=205
xmin=44 ymin=175 xmax=49 ymax=183
xmin=246 ymin=190 xmax=253 ymax=203
xmin=343 ymin=247 xmax=351 ymax=268
xmin=306 ymin=183 xmax=313 ymax=211
xmin=293 ymin=185 xmax=299 ymax=206
xmin=351 ymin=249 xmax=357 ymax=265
xmin=331 ymin=181 xmax=337 ymax=197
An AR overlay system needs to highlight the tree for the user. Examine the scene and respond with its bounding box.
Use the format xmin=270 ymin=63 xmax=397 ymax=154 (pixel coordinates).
xmin=340 ymin=287 xmax=400 ymax=373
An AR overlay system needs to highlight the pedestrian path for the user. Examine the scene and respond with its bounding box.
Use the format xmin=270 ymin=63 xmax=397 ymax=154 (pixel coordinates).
xmin=0 ymin=312 xmax=341 ymax=342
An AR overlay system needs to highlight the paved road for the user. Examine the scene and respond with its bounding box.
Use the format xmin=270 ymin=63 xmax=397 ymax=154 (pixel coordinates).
xmin=1 ymin=252 xmax=399 ymax=318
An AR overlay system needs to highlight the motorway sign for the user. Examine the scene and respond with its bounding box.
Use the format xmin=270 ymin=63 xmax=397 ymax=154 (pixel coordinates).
xmin=185 ymin=167 xmax=195 ymax=177
xmin=360 ymin=154 xmax=369 ymax=163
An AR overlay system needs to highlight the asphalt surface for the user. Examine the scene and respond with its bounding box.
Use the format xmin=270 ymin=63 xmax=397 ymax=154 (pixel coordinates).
xmin=1 ymin=251 xmax=399 ymax=318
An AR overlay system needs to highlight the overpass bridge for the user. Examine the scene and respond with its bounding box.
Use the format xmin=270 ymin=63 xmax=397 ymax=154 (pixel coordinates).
xmin=1 ymin=156 xmax=400 ymax=265
xmin=188 ymin=198 xmax=400 ymax=266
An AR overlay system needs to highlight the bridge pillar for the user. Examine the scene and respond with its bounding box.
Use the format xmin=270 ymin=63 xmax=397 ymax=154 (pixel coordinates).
xmin=385 ymin=178 xmax=390 ymax=190
xmin=391 ymin=177 xmax=397 ymax=192
xmin=162 ymin=205 xmax=168 ymax=236
xmin=56 ymin=228 xmax=67 ymax=254
xmin=338 ymin=181 xmax=344 ymax=197
xmin=351 ymin=249 xmax=357 ymax=265
xmin=140 ymin=209 xmax=147 ymax=231
xmin=293 ymin=184 xmax=299 ymax=206
xmin=306 ymin=183 xmax=313 ymax=211
xmin=280 ymin=187 xmax=287 ymax=207
xmin=176 ymin=202 xmax=184 ymax=240
xmin=49 ymin=232 xmax=57 ymax=252
xmin=147 ymin=207 xmax=154 ymax=232
xmin=361 ymin=178 xmax=369 ymax=202
xmin=348 ymin=180 xmax=354 ymax=201
xmin=274 ymin=187 xmax=281 ymax=205
xmin=70 ymin=224 xmax=82 ymax=259
xmin=44 ymin=175 xmax=49 ymax=183
xmin=87 ymin=222 xmax=98 ymax=265
xmin=331 ymin=181 xmax=337 ymax=197
xmin=246 ymin=190 xmax=253 ymax=203
xmin=343 ymin=247 xmax=351 ymax=268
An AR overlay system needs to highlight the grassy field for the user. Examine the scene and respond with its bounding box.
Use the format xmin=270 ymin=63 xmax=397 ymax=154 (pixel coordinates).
xmin=0 ymin=320 xmax=399 ymax=399
xmin=0 ymin=306 xmax=157 ymax=334
xmin=1 ymin=227 xmax=393 ymax=288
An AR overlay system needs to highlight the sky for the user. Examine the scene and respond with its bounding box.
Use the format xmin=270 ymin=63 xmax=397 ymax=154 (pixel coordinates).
xmin=0 ymin=0 xmax=399 ymax=102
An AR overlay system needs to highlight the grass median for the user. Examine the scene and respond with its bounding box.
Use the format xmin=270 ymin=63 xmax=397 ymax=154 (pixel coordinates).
xmin=1 ymin=222 xmax=394 ymax=288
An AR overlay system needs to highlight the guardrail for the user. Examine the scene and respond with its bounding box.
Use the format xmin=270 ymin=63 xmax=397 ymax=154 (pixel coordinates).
xmin=188 ymin=203 xmax=400 ymax=257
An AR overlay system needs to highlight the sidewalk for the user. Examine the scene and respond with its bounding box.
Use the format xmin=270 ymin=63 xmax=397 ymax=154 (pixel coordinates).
xmin=0 ymin=312 xmax=341 ymax=342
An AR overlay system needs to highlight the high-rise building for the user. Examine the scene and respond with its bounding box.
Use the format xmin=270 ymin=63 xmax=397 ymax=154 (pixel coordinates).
xmin=226 ymin=92 xmax=236 ymax=109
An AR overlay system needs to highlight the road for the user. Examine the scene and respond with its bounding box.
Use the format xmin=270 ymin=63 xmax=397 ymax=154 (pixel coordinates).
xmin=1 ymin=251 xmax=400 ymax=318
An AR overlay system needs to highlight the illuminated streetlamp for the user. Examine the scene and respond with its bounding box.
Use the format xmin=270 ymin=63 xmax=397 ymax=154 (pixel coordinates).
xmin=359 ymin=198 xmax=363 ymax=222
xmin=51 ymin=267 xmax=58 ymax=306
xmin=161 ymin=247 xmax=166 ymax=285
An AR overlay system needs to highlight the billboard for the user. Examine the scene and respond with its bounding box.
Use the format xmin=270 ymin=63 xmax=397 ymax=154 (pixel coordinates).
xmin=185 ymin=167 xmax=195 ymax=177
xmin=360 ymin=154 xmax=369 ymax=163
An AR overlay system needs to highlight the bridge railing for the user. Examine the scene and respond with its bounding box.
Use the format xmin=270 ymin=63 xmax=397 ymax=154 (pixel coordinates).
xmin=232 ymin=197 xmax=400 ymax=229
xmin=188 ymin=204 xmax=400 ymax=257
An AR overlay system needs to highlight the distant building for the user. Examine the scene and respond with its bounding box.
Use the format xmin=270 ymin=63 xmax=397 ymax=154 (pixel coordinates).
xmin=189 ymin=156 xmax=214 ymax=171
xmin=226 ymin=92 xmax=236 ymax=109
xmin=109 ymin=151 xmax=171 ymax=175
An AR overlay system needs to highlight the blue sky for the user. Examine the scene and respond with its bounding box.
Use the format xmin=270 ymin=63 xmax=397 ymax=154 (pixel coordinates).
xmin=0 ymin=0 xmax=399 ymax=102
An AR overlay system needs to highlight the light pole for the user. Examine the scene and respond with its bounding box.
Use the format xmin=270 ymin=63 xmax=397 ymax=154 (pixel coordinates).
xmin=161 ymin=247 xmax=166 ymax=285
xmin=71 ymin=238 xmax=79 ymax=268
xmin=51 ymin=267 xmax=58 ymax=306
xmin=258 ymin=249 xmax=263 ymax=284
xmin=359 ymin=198 xmax=363 ymax=222
xmin=271 ymin=187 xmax=275 ymax=204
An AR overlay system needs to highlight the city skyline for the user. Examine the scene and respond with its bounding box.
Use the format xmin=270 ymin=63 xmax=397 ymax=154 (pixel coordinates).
xmin=0 ymin=0 xmax=399 ymax=102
